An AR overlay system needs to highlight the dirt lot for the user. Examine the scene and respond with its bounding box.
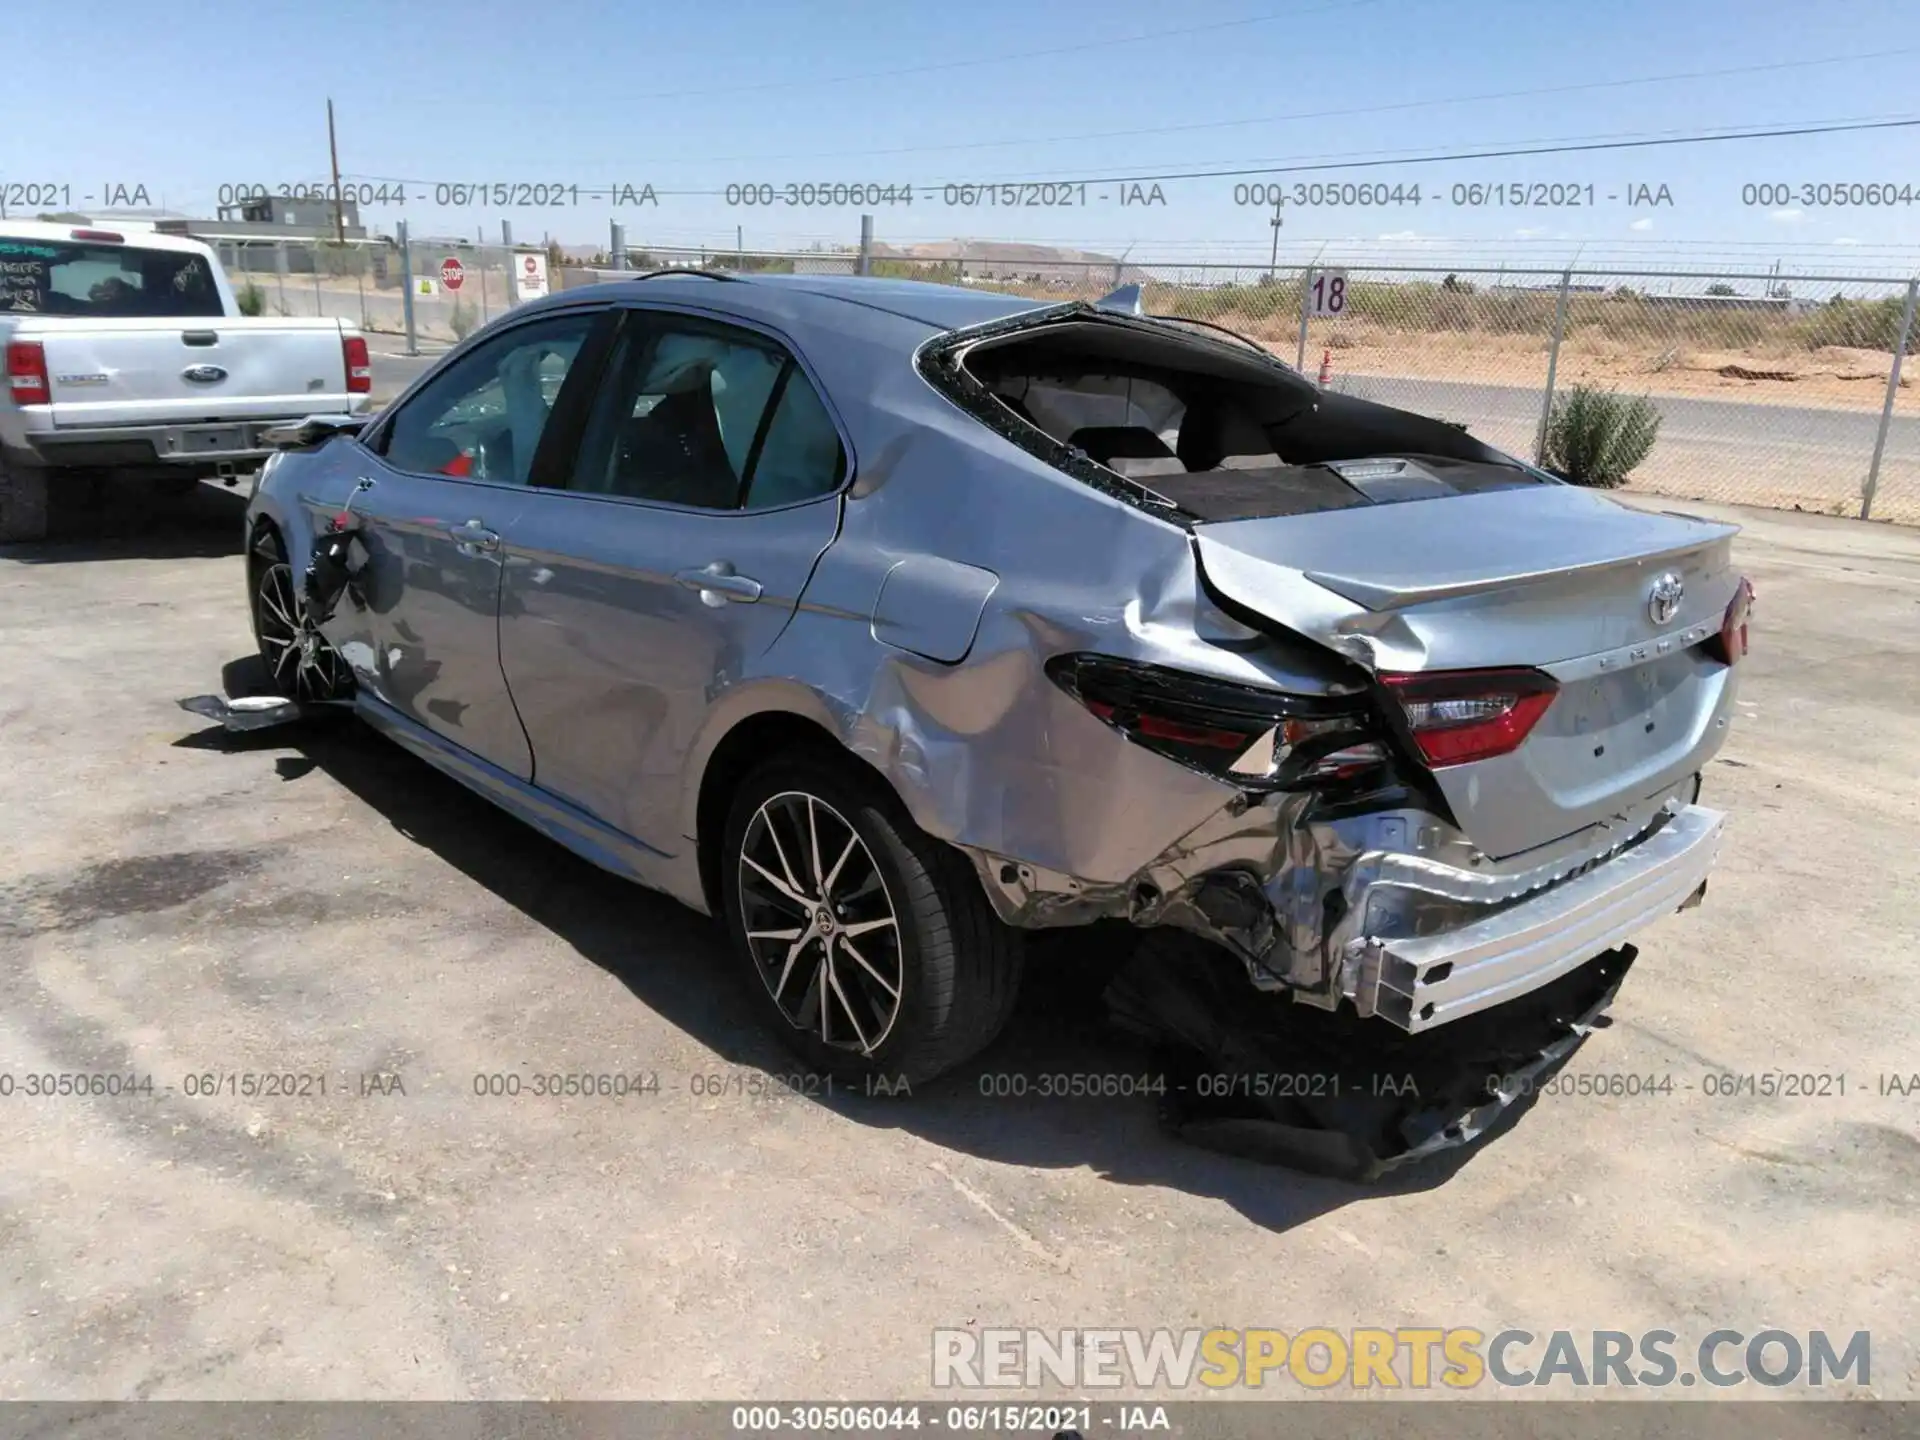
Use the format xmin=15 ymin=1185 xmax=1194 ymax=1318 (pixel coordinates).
xmin=1 ymin=486 xmax=1916 ymax=1405
xmin=1322 ymin=333 xmax=1916 ymax=413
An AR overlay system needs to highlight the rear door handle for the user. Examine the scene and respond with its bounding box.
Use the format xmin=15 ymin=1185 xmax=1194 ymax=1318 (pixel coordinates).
xmin=675 ymin=562 xmax=763 ymax=606
xmin=450 ymin=518 xmax=500 ymax=555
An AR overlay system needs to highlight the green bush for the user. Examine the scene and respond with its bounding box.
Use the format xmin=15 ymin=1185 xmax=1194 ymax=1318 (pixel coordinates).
xmin=1544 ymin=385 xmax=1662 ymax=487
xmin=235 ymin=281 xmax=265 ymax=317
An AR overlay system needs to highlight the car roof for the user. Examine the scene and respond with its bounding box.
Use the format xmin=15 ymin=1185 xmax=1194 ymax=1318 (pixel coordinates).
xmin=579 ymin=270 xmax=1049 ymax=334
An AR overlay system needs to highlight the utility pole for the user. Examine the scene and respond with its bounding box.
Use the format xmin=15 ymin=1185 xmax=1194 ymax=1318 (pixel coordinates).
xmin=326 ymin=98 xmax=346 ymax=245
xmin=1267 ymin=192 xmax=1282 ymax=279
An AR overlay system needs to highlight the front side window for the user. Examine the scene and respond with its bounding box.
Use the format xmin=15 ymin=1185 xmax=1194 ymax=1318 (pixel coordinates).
xmin=379 ymin=313 xmax=595 ymax=484
xmin=570 ymin=313 xmax=845 ymax=510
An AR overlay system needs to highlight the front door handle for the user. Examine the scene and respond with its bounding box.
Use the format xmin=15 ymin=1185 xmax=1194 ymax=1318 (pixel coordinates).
xmin=450 ymin=518 xmax=500 ymax=556
xmin=674 ymin=562 xmax=763 ymax=606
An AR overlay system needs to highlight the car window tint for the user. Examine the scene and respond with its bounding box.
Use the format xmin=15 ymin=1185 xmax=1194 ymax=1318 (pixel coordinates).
xmin=380 ymin=315 xmax=593 ymax=484
xmin=572 ymin=317 xmax=796 ymax=510
xmin=743 ymin=369 xmax=846 ymax=509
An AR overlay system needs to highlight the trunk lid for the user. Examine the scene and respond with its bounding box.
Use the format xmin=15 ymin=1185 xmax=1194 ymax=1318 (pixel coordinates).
xmin=34 ymin=317 xmax=354 ymax=426
xmin=1195 ymin=484 xmax=1743 ymax=858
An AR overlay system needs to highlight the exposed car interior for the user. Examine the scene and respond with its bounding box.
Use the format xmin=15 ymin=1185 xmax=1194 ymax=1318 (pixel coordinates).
xmin=957 ymin=316 xmax=1548 ymax=520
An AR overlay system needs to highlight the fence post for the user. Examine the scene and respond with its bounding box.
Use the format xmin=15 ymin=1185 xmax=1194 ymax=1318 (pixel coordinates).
xmin=274 ymin=241 xmax=288 ymax=313
xmin=1862 ymin=276 xmax=1918 ymax=521
xmin=610 ymin=220 xmax=627 ymax=272
xmin=1534 ymin=268 xmax=1573 ymax=465
xmin=398 ymin=220 xmax=418 ymax=358
xmin=857 ymin=215 xmax=873 ymax=276
xmin=1294 ymin=267 xmax=1313 ymax=371
xmin=501 ymin=221 xmax=515 ymax=311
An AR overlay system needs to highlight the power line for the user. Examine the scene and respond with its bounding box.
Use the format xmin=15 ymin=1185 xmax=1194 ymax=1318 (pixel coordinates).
xmin=585 ymin=45 xmax=1920 ymax=168
xmin=341 ymin=112 xmax=1920 ymax=199
xmin=608 ymin=0 xmax=1388 ymax=101
xmin=909 ymin=113 xmax=1920 ymax=189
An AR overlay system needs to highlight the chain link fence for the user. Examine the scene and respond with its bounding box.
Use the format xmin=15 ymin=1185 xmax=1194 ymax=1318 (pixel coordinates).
xmin=211 ymin=234 xmax=548 ymax=346
xmin=214 ymin=236 xmax=1919 ymax=525
xmin=855 ymin=256 xmax=1920 ymax=525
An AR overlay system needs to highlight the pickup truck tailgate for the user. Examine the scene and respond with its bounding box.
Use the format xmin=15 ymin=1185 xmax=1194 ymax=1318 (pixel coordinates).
xmin=37 ymin=318 xmax=353 ymax=425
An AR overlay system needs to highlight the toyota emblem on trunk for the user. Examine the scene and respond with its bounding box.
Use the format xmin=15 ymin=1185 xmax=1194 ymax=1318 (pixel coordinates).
xmin=181 ymin=364 xmax=228 ymax=384
xmin=1647 ymin=571 xmax=1685 ymax=625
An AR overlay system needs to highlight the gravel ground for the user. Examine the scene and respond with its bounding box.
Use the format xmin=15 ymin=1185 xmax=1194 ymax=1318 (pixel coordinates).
xmin=0 ymin=485 xmax=1914 ymax=1406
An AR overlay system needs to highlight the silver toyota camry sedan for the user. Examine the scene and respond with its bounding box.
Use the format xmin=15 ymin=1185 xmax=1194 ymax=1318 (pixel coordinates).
xmin=243 ymin=273 xmax=1746 ymax=1085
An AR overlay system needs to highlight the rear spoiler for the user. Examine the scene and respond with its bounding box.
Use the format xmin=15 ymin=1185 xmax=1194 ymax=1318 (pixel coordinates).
xmin=262 ymin=414 xmax=368 ymax=450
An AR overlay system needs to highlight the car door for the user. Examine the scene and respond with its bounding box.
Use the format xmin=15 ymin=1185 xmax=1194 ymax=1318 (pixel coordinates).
xmin=332 ymin=308 xmax=608 ymax=779
xmin=496 ymin=305 xmax=849 ymax=853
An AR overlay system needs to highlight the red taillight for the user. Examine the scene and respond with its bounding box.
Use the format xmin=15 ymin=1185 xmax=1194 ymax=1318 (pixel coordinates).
xmin=1049 ymin=653 xmax=1386 ymax=790
xmin=6 ymin=341 xmax=50 ymax=406
xmin=344 ymin=334 xmax=372 ymax=394
xmin=1382 ymin=668 xmax=1559 ymax=769
xmin=69 ymin=228 xmax=124 ymax=243
xmin=1705 ymin=577 xmax=1753 ymax=666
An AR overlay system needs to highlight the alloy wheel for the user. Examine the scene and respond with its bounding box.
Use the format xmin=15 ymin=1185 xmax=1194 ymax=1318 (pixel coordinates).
xmin=736 ymin=791 xmax=905 ymax=1056
xmin=253 ymin=546 xmax=350 ymax=703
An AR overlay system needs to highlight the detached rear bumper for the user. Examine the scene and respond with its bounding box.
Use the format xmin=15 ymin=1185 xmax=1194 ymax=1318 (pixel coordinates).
xmin=1348 ymin=804 xmax=1724 ymax=1032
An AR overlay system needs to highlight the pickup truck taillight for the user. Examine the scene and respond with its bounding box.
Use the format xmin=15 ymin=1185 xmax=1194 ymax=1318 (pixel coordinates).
xmin=343 ymin=335 xmax=372 ymax=394
xmin=6 ymin=341 xmax=50 ymax=406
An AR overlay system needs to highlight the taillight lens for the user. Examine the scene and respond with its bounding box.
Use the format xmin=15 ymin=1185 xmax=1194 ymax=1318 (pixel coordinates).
xmin=1704 ymin=577 xmax=1752 ymax=665
xmin=1047 ymin=653 xmax=1384 ymax=790
xmin=1381 ymin=668 xmax=1559 ymax=768
xmin=6 ymin=341 xmax=50 ymax=406
xmin=343 ymin=334 xmax=372 ymax=394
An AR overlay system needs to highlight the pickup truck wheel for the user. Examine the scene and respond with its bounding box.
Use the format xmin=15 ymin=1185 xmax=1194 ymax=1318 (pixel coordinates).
xmin=721 ymin=757 xmax=1023 ymax=1086
xmin=249 ymin=529 xmax=353 ymax=703
xmin=0 ymin=456 xmax=49 ymax=544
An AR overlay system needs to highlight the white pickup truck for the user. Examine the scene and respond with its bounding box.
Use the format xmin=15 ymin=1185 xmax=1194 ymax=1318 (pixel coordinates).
xmin=1 ymin=220 xmax=371 ymax=541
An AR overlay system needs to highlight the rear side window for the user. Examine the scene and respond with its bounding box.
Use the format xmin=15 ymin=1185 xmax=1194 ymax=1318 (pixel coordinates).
xmin=745 ymin=371 xmax=846 ymax=509
xmin=0 ymin=239 xmax=222 ymax=317
xmin=568 ymin=313 xmax=845 ymax=510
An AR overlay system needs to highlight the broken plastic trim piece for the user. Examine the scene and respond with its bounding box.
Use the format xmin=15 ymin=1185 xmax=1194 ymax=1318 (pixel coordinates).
xmin=262 ymin=414 xmax=369 ymax=450
xmin=1104 ymin=934 xmax=1638 ymax=1181
xmin=178 ymin=693 xmax=339 ymax=732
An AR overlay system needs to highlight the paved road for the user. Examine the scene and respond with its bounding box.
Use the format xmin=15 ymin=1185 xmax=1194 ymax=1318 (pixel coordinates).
xmin=1342 ymin=373 xmax=1909 ymax=461
xmin=367 ymin=345 xmax=445 ymax=403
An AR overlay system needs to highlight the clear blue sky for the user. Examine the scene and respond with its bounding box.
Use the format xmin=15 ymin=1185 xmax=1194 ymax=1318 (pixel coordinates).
xmin=7 ymin=0 xmax=1920 ymax=270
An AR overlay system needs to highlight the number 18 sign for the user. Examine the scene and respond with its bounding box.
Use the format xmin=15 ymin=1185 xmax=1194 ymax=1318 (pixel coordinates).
xmin=1306 ymin=268 xmax=1349 ymax=318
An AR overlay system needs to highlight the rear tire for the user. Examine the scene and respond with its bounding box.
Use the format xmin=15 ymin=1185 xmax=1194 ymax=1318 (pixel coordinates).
xmin=720 ymin=754 xmax=1023 ymax=1086
xmin=0 ymin=455 xmax=49 ymax=543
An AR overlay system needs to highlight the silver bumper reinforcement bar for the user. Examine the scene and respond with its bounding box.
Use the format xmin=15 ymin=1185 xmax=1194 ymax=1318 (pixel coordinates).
xmin=1350 ymin=804 xmax=1726 ymax=1032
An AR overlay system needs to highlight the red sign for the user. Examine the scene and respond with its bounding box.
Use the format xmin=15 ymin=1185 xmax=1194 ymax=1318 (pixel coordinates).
xmin=440 ymin=257 xmax=465 ymax=291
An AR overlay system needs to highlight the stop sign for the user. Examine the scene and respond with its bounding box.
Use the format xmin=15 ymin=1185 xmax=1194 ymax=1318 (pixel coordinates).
xmin=440 ymin=256 xmax=465 ymax=291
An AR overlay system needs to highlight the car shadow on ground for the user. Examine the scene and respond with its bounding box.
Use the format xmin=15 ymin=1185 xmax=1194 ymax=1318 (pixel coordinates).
xmin=181 ymin=656 xmax=1531 ymax=1234
xmin=0 ymin=477 xmax=250 ymax=562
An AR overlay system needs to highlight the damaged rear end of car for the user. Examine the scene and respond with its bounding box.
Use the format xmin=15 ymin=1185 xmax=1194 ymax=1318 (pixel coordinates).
xmin=907 ymin=298 xmax=1745 ymax=1171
